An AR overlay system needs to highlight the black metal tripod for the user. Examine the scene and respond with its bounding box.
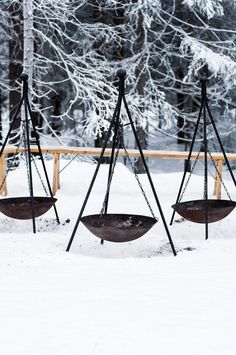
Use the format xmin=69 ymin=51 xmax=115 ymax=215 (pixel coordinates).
xmin=170 ymin=76 xmax=236 ymax=240
xmin=66 ymin=69 xmax=177 ymax=256
xmin=0 ymin=74 xmax=60 ymax=232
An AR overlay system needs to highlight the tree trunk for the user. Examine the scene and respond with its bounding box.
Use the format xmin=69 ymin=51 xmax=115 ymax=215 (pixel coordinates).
xmin=23 ymin=0 xmax=41 ymax=147
xmin=134 ymin=10 xmax=148 ymax=174
xmin=23 ymin=0 xmax=34 ymax=93
xmin=8 ymin=2 xmax=23 ymax=146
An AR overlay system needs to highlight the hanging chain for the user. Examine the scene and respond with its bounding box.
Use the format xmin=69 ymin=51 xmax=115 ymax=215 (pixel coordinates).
xmin=23 ymin=121 xmax=33 ymax=196
xmin=31 ymin=155 xmax=49 ymax=196
xmin=203 ymin=161 xmax=207 ymax=199
xmin=208 ymin=151 xmax=232 ymax=200
xmin=100 ymin=127 xmax=121 ymax=216
xmin=22 ymin=121 xmax=49 ymax=197
xmin=179 ymin=149 xmax=201 ymax=203
xmin=122 ymin=144 xmax=156 ymax=219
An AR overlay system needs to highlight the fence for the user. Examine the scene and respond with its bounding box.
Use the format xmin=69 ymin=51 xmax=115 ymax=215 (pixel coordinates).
xmin=0 ymin=146 xmax=236 ymax=198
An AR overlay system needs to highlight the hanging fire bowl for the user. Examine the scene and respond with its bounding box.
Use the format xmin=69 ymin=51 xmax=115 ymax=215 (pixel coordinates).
xmin=81 ymin=213 xmax=158 ymax=242
xmin=172 ymin=199 xmax=236 ymax=224
xmin=0 ymin=196 xmax=57 ymax=220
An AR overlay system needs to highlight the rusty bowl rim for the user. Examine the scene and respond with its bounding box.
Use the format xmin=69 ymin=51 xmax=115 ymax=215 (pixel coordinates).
xmin=81 ymin=213 xmax=158 ymax=223
xmin=172 ymin=198 xmax=236 ymax=210
xmin=0 ymin=196 xmax=57 ymax=205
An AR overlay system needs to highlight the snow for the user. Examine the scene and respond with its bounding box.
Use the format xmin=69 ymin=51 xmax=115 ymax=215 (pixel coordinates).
xmin=0 ymin=158 xmax=236 ymax=355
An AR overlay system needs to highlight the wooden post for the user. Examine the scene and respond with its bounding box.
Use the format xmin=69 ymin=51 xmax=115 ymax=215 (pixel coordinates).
xmin=214 ymin=159 xmax=223 ymax=199
xmin=52 ymin=153 xmax=60 ymax=195
xmin=0 ymin=155 xmax=7 ymax=196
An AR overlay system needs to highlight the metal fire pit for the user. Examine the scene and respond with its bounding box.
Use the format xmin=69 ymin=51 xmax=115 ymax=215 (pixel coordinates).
xmin=172 ymin=199 xmax=236 ymax=224
xmin=81 ymin=213 xmax=158 ymax=242
xmin=0 ymin=196 xmax=57 ymax=220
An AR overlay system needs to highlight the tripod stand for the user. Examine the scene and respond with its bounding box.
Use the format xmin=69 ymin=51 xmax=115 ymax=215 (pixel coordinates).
xmin=66 ymin=69 xmax=177 ymax=256
xmin=171 ymin=76 xmax=236 ymax=240
xmin=0 ymin=74 xmax=60 ymax=232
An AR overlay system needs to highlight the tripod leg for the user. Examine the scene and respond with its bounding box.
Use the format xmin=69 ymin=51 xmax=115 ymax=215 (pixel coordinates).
xmin=206 ymin=102 xmax=236 ymax=188
xmin=104 ymin=90 xmax=123 ymax=215
xmin=170 ymin=102 xmax=204 ymax=225
xmin=203 ymin=101 xmax=209 ymax=240
xmin=0 ymin=97 xmax=24 ymax=157
xmin=24 ymin=98 xmax=36 ymax=233
xmin=26 ymin=98 xmax=60 ymax=224
xmin=101 ymin=94 xmax=123 ymax=245
xmin=122 ymin=94 xmax=177 ymax=256
xmin=66 ymin=99 xmax=121 ymax=252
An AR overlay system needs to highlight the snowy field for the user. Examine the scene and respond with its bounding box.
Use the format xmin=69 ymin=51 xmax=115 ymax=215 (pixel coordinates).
xmin=0 ymin=158 xmax=236 ymax=355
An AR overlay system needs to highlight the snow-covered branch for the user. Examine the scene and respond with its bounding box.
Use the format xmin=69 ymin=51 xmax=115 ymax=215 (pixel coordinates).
xmin=182 ymin=0 xmax=224 ymax=19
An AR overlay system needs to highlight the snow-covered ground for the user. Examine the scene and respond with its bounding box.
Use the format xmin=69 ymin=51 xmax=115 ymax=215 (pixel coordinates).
xmin=0 ymin=158 xmax=236 ymax=355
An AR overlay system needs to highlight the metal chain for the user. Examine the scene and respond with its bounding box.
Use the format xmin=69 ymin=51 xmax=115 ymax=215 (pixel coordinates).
xmin=22 ymin=121 xmax=49 ymax=196
xmin=122 ymin=144 xmax=156 ymax=219
xmin=100 ymin=129 xmax=121 ymax=216
xmin=23 ymin=122 xmax=33 ymax=196
xmin=179 ymin=149 xmax=201 ymax=203
xmin=31 ymin=155 xmax=49 ymax=196
xmin=203 ymin=162 xmax=207 ymax=199
xmin=208 ymin=151 xmax=232 ymax=200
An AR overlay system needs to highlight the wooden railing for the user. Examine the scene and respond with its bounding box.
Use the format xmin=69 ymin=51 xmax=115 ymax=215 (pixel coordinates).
xmin=1 ymin=145 xmax=236 ymax=198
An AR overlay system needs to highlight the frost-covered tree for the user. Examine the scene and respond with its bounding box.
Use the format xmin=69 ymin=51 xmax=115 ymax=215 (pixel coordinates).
xmin=0 ymin=1 xmax=23 ymax=147
xmin=175 ymin=0 xmax=236 ymax=151
xmin=80 ymin=0 xmax=236 ymax=153
xmin=1 ymin=0 xmax=236 ymax=155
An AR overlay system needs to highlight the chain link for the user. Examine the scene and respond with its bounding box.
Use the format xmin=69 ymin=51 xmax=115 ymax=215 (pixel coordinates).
xmin=32 ymin=155 xmax=49 ymax=196
xmin=208 ymin=151 xmax=232 ymax=200
xmin=203 ymin=162 xmax=207 ymax=199
xmin=100 ymin=125 xmax=156 ymax=219
xmin=100 ymin=128 xmax=121 ymax=216
xmin=22 ymin=121 xmax=50 ymax=197
xmin=179 ymin=149 xmax=201 ymax=203
xmin=23 ymin=123 xmax=33 ymax=196
xmin=123 ymin=144 xmax=156 ymax=219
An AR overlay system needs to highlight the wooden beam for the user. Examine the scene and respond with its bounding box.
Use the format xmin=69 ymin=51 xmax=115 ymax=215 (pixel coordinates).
xmin=2 ymin=145 xmax=236 ymax=161
xmin=0 ymin=145 xmax=234 ymax=198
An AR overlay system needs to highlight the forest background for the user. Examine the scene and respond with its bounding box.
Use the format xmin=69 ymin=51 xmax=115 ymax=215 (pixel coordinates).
xmin=1 ymin=0 xmax=236 ymax=172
